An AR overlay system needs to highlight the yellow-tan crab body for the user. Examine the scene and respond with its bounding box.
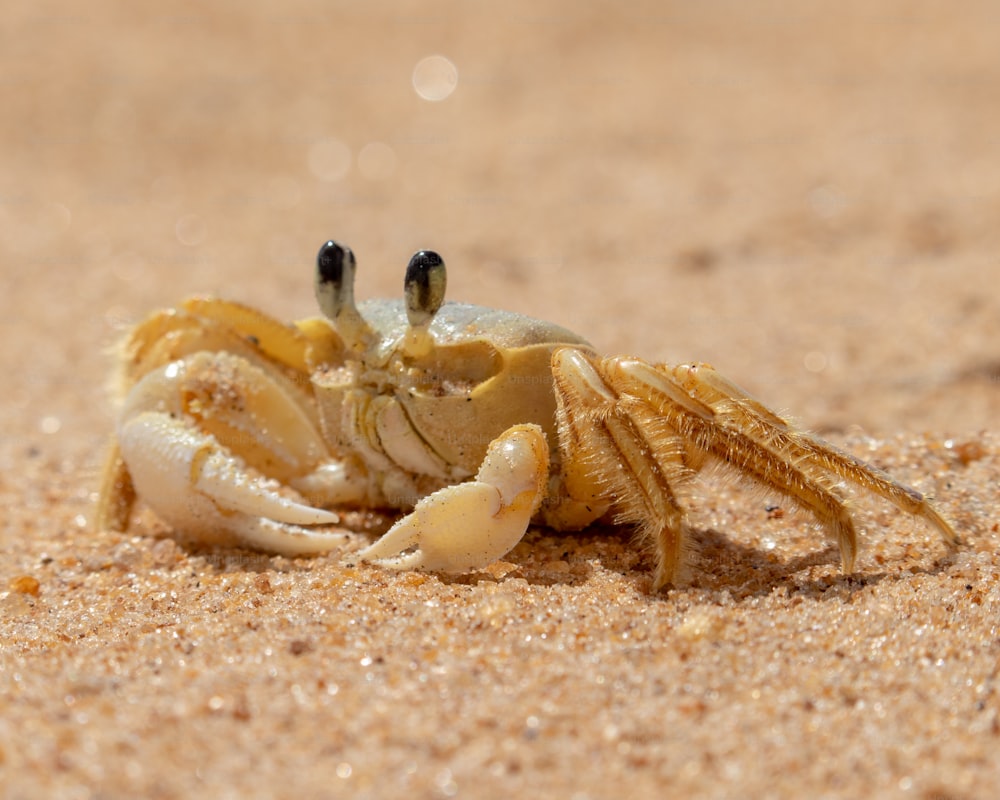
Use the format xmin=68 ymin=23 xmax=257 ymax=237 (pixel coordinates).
xmin=98 ymin=241 xmax=957 ymax=590
xmin=319 ymin=299 xmax=589 ymax=484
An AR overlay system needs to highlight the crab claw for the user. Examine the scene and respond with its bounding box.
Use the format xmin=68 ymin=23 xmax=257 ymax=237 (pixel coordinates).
xmin=119 ymin=411 xmax=350 ymax=553
xmin=355 ymin=424 xmax=550 ymax=572
xmin=116 ymin=353 xmax=351 ymax=555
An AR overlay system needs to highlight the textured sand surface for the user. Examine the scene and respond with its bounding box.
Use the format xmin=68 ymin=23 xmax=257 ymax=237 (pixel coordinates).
xmin=2 ymin=1 xmax=999 ymax=798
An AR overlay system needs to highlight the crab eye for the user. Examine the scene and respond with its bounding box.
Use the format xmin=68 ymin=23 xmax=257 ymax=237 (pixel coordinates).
xmin=315 ymin=240 xmax=357 ymax=319
xmin=404 ymin=250 xmax=447 ymax=328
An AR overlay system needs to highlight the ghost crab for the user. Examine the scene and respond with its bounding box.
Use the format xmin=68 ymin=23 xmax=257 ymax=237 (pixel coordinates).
xmin=97 ymin=240 xmax=958 ymax=589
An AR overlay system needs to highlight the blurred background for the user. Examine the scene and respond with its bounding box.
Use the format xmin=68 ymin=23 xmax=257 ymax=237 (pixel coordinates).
xmin=3 ymin=0 xmax=999 ymax=472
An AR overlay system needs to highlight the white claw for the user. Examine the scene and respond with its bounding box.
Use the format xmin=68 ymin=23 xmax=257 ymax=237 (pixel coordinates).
xmin=195 ymin=447 xmax=338 ymax=526
xmin=119 ymin=411 xmax=346 ymax=554
xmin=216 ymin=517 xmax=352 ymax=556
xmin=355 ymin=424 xmax=550 ymax=573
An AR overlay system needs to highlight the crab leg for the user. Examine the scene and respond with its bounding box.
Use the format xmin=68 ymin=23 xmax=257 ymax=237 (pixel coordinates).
xmin=666 ymin=362 xmax=959 ymax=546
xmin=551 ymin=347 xmax=956 ymax=589
xmin=354 ymin=424 xmax=549 ymax=572
xmin=551 ymin=349 xmax=692 ymax=588
xmin=609 ymin=357 xmax=863 ymax=578
xmin=613 ymin=358 xmax=957 ymax=548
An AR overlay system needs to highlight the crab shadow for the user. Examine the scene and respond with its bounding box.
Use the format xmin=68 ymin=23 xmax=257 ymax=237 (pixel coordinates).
xmin=146 ymin=511 xmax=958 ymax=603
xmin=447 ymin=523 xmax=960 ymax=603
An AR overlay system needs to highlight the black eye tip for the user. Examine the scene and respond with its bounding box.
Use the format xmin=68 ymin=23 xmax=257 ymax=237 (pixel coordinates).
xmin=404 ymin=249 xmax=447 ymax=326
xmin=317 ymin=239 xmax=355 ymax=285
xmin=408 ymin=250 xmax=445 ymax=272
xmin=315 ymin=239 xmax=359 ymax=321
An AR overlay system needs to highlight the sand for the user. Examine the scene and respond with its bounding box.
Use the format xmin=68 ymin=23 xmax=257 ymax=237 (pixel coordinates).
xmin=2 ymin=1 xmax=999 ymax=797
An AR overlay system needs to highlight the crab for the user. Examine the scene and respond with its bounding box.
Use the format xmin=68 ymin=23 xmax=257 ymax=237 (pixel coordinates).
xmin=96 ymin=240 xmax=958 ymax=589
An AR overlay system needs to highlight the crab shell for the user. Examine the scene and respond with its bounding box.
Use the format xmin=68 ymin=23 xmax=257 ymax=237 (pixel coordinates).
xmin=330 ymin=299 xmax=592 ymax=479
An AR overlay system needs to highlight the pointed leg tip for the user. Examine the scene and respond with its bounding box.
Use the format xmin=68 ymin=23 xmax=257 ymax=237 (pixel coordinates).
xmin=927 ymin=507 xmax=961 ymax=548
xmin=651 ymin=564 xmax=677 ymax=593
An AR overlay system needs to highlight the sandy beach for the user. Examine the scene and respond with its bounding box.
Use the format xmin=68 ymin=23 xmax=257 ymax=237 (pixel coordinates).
xmin=2 ymin=1 xmax=999 ymax=797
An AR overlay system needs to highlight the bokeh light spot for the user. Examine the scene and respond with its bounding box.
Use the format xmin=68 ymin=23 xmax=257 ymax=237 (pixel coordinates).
xmin=412 ymin=55 xmax=458 ymax=101
xmin=803 ymin=351 xmax=828 ymax=373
